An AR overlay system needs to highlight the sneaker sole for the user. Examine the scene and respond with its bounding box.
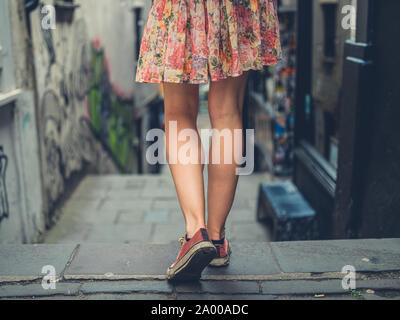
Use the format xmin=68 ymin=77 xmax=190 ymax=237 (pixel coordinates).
xmin=167 ymin=242 xmax=217 ymax=282
xmin=209 ymin=241 xmax=231 ymax=268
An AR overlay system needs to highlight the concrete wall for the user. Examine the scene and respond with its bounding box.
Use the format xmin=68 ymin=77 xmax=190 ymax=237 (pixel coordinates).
xmin=0 ymin=0 xmax=44 ymax=243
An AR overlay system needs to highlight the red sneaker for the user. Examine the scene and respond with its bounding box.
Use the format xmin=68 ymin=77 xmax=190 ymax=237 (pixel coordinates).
xmin=167 ymin=228 xmax=217 ymax=281
xmin=209 ymin=239 xmax=231 ymax=267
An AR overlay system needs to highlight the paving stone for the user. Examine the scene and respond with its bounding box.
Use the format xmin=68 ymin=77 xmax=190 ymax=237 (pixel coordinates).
xmin=84 ymin=224 xmax=153 ymax=243
xmin=70 ymin=187 xmax=109 ymax=201
xmin=151 ymin=223 xmax=186 ymax=244
xmin=85 ymin=293 xmax=174 ymax=300
xmin=77 ymin=209 xmax=119 ymax=224
xmin=203 ymin=242 xmax=280 ymax=276
xmin=169 ymin=210 xmax=185 ymax=222
xmin=0 ymin=245 xmax=77 ymax=281
xmin=144 ymin=210 xmax=170 ymax=224
xmin=100 ymin=200 xmax=153 ymax=211
xmin=115 ymin=209 xmax=146 ymax=224
xmin=81 ymin=281 xmax=173 ymax=294
xmin=261 ymin=279 xmax=348 ymax=295
xmin=64 ymin=243 xmax=179 ymax=279
xmin=3 ymin=295 xmax=84 ymax=300
xmin=177 ymin=294 xmax=277 ymax=300
xmin=122 ymin=175 xmax=163 ymax=185
xmin=88 ymin=175 xmax=139 ymax=188
xmin=175 ymin=281 xmax=260 ymax=294
xmin=277 ymin=294 xmax=357 ymax=300
xmin=363 ymin=292 xmax=400 ymax=300
xmin=229 ymin=221 xmax=271 ymax=242
xmin=124 ymin=181 xmax=145 ymax=190
xmin=44 ymin=221 xmax=92 ymax=244
xmin=140 ymin=187 xmax=177 ymax=199
xmin=152 ymin=200 xmax=181 ymax=210
xmin=62 ymin=199 xmax=103 ymax=214
xmin=236 ymin=183 xmax=261 ymax=198
xmin=271 ymin=238 xmax=400 ymax=273
xmin=75 ymin=176 xmax=111 ymax=191
xmin=356 ymin=279 xmax=400 ymax=291
xmin=228 ymin=210 xmax=258 ymax=223
xmin=231 ymin=198 xmax=250 ymax=210
xmin=107 ymin=190 xmax=143 ymax=200
xmin=64 ymin=242 xmax=281 ymax=279
xmin=0 ymin=283 xmax=80 ymax=298
xmin=51 ymin=208 xmax=119 ymax=228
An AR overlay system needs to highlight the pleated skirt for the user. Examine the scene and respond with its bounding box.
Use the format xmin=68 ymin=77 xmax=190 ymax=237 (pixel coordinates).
xmin=135 ymin=0 xmax=282 ymax=84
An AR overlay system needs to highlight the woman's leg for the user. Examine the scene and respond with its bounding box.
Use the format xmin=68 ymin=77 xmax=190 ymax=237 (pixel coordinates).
xmin=163 ymin=83 xmax=206 ymax=239
xmin=207 ymin=72 xmax=250 ymax=241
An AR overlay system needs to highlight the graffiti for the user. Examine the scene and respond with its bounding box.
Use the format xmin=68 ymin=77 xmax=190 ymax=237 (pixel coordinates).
xmin=88 ymin=40 xmax=136 ymax=172
xmin=41 ymin=90 xmax=64 ymax=203
xmin=38 ymin=15 xmax=139 ymax=212
xmin=39 ymin=19 xmax=118 ymax=209
xmin=39 ymin=3 xmax=56 ymax=83
xmin=71 ymin=19 xmax=90 ymax=102
xmin=0 ymin=146 xmax=9 ymax=223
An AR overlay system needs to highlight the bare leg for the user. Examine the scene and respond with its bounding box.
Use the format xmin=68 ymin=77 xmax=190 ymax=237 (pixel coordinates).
xmin=207 ymin=72 xmax=250 ymax=240
xmin=163 ymin=83 xmax=206 ymax=238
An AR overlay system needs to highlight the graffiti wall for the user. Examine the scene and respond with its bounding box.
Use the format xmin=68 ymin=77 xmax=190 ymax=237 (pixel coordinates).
xmin=29 ymin=0 xmax=139 ymax=218
xmin=88 ymin=39 xmax=138 ymax=173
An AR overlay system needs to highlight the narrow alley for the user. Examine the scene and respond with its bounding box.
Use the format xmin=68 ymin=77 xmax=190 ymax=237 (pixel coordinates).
xmin=44 ymin=114 xmax=275 ymax=244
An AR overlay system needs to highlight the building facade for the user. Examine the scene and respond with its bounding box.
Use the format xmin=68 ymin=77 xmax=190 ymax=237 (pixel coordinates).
xmin=294 ymin=0 xmax=400 ymax=239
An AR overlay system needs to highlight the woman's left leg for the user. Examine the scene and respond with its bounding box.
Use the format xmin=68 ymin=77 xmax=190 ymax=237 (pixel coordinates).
xmin=207 ymin=72 xmax=250 ymax=241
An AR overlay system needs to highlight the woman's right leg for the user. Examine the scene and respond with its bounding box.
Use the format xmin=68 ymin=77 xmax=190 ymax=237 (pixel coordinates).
xmin=163 ymin=82 xmax=206 ymax=239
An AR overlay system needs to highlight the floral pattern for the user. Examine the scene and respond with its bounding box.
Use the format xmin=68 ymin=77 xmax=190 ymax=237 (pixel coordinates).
xmin=136 ymin=0 xmax=282 ymax=84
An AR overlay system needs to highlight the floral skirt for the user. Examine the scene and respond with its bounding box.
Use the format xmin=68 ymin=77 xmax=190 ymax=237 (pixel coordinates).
xmin=136 ymin=0 xmax=282 ymax=84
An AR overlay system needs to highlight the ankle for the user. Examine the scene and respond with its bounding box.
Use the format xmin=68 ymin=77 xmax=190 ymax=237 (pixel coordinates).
xmin=207 ymin=227 xmax=225 ymax=241
xmin=185 ymin=222 xmax=206 ymax=239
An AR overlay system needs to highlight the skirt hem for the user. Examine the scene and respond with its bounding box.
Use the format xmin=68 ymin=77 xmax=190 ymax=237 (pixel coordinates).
xmin=135 ymin=58 xmax=281 ymax=85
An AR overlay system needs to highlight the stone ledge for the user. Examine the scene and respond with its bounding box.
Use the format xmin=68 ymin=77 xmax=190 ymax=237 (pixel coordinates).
xmin=0 ymin=279 xmax=399 ymax=299
xmin=62 ymin=242 xmax=281 ymax=280
xmin=81 ymin=281 xmax=173 ymax=295
xmin=175 ymin=281 xmax=260 ymax=294
xmin=260 ymin=279 xmax=400 ymax=295
xmin=0 ymin=283 xmax=81 ymax=298
xmin=0 ymin=244 xmax=77 ymax=282
xmin=270 ymin=238 xmax=400 ymax=273
xmin=0 ymin=239 xmax=399 ymax=299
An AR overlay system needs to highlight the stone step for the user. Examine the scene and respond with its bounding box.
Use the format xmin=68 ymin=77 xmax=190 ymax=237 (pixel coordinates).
xmin=1 ymin=239 xmax=400 ymax=300
xmin=1 ymin=238 xmax=399 ymax=282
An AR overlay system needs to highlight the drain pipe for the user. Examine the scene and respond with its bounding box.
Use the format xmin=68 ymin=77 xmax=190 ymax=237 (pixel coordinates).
xmin=24 ymin=0 xmax=39 ymax=38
